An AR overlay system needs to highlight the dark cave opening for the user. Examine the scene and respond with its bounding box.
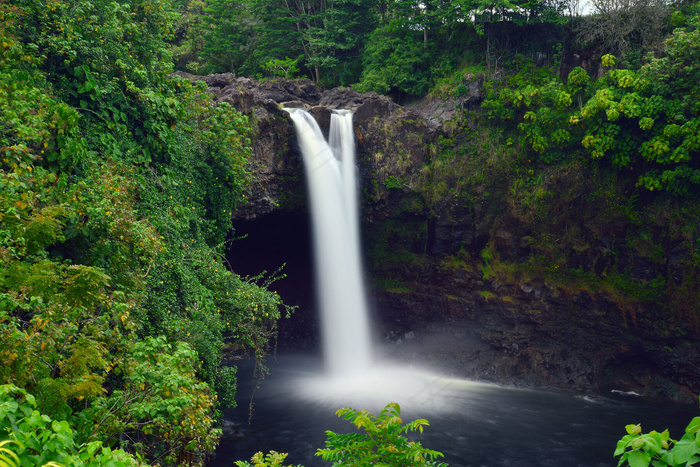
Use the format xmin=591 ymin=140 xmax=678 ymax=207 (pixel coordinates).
xmin=225 ymin=210 xmax=320 ymax=353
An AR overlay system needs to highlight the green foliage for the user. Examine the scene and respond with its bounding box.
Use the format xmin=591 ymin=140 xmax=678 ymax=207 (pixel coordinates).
xmin=307 ymin=0 xmax=379 ymax=86
xmin=199 ymin=0 xmax=259 ymax=74
xmin=0 ymin=148 xmax=155 ymax=421
xmin=482 ymin=7 xmax=700 ymax=197
xmin=263 ymin=58 xmax=300 ymax=79
xmin=383 ymin=176 xmax=407 ymax=190
xmin=185 ymin=0 xmax=378 ymax=84
xmin=575 ymin=38 xmax=700 ymax=194
xmin=0 ymin=385 xmax=141 ymax=466
xmin=615 ymin=401 xmax=700 ymax=467
xmin=1 ymin=0 xmax=290 ymax=464
xmin=481 ymin=58 xmax=584 ymax=164
xmin=84 ymin=338 xmax=220 ymax=464
xmin=354 ymin=25 xmax=431 ymax=97
xmin=235 ymin=450 xmax=302 ymax=467
xmin=316 ymin=402 xmax=447 ymax=467
xmin=167 ymin=0 xmax=570 ymax=88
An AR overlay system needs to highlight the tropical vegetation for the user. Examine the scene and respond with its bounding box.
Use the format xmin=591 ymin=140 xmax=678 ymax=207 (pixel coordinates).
xmin=1 ymin=0 xmax=290 ymax=464
xmin=2 ymin=0 xmax=700 ymax=464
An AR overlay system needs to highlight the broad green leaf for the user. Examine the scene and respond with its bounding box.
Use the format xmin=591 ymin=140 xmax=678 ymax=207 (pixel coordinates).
xmin=627 ymin=449 xmax=651 ymax=467
xmin=686 ymin=417 xmax=700 ymax=435
xmin=672 ymin=438 xmax=699 ymax=464
xmin=616 ymin=436 xmax=636 ymax=456
xmin=643 ymin=433 xmax=664 ymax=452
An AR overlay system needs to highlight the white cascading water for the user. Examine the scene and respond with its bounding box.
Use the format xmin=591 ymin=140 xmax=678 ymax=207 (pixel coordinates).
xmin=285 ymin=108 xmax=372 ymax=377
xmin=284 ymin=108 xmax=465 ymax=410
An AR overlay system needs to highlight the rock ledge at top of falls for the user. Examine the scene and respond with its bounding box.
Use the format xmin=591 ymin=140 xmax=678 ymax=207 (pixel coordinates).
xmin=173 ymin=72 xmax=401 ymax=114
xmin=174 ymin=72 xmax=444 ymax=220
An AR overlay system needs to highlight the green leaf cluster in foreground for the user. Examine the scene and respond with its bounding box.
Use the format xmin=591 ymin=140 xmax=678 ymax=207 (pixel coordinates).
xmin=615 ymin=400 xmax=700 ymax=467
xmin=318 ymin=402 xmax=446 ymax=467
xmin=0 ymin=0 xmax=291 ymax=464
xmin=0 ymin=384 xmax=141 ymax=467
xmin=237 ymin=403 xmax=447 ymax=467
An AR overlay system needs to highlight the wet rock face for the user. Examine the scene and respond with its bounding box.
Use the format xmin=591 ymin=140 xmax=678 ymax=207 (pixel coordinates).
xmin=173 ymin=74 xmax=324 ymax=218
xmin=375 ymin=263 xmax=700 ymax=404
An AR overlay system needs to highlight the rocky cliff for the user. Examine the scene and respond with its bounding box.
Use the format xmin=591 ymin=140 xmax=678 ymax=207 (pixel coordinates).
xmin=179 ymin=73 xmax=699 ymax=404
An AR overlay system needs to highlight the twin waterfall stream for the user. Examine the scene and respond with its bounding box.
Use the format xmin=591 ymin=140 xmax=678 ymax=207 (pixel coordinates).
xmin=285 ymin=108 xmax=372 ymax=377
xmin=283 ymin=108 xmax=448 ymax=403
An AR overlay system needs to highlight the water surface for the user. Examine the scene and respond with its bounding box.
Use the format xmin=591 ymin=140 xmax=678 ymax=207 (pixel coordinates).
xmin=212 ymin=354 xmax=695 ymax=467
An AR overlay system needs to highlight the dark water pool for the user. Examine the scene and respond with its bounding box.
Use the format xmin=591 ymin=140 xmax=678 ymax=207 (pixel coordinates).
xmin=211 ymin=354 xmax=696 ymax=467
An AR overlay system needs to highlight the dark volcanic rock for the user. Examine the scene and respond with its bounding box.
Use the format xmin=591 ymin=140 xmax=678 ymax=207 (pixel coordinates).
xmin=205 ymin=73 xmax=237 ymax=88
xmin=375 ymin=264 xmax=699 ymax=403
xmin=405 ymin=73 xmax=484 ymax=128
xmin=320 ymin=88 xmax=399 ymax=117
xmin=255 ymin=79 xmax=322 ymax=103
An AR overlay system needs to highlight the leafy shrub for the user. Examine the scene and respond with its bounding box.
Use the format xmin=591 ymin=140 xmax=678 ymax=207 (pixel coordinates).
xmin=236 ymin=450 xmax=302 ymax=467
xmin=615 ymin=399 xmax=700 ymax=467
xmin=482 ymin=7 xmax=700 ymax=196
xmin=317 ymin=402 xmax=447 ymax=467
xmin=0 ymin=385 xmax=141 ymax=467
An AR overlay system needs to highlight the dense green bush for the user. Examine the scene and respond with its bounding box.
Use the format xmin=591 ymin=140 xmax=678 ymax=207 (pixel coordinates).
xmin=317 ymin=402 xmax=447 ymax=467
xmin=482 ymin=6 xmax=700 ymax=196
xmin=0 ymin=385 xmax=142 ymax=467
xmin=0 ymin=0 xmax=290 ymax=464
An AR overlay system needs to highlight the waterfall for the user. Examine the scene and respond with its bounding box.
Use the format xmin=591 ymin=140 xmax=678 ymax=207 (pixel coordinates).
xmin=285 ymin=108 xmax=372 ymax=377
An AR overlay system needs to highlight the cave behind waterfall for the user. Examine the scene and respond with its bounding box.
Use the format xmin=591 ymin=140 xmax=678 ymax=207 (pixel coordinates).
xmin=226 ymin=210 xmax=318 ymax=352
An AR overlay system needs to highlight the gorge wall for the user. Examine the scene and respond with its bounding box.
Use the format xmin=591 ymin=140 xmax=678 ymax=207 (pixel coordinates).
xmin=178 ymin=72 xmax=700 ymax=404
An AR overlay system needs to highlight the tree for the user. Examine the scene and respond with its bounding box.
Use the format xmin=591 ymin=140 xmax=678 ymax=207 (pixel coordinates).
xmin=575 ymin=0 xmax=671 ymax=60
xmin=247 ymin=0 xmax=377 ymax=85
xmin=200 ymin=0 xmax=260 ymax=74
xmin=245 ymin=0 xmax=314 ymax=79
xmin=355 ymin=25 xmax=432 ymax=97
xmin=262 ymin=57 xmax=300 ymax=78
xmin=307 ymin=0 xmax=378 ymax=85
xmin=170 ymin=0 xmax=208 ymax=72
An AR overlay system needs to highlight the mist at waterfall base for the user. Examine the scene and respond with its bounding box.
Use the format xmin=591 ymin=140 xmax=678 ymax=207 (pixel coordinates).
xmin=215 ymin=109 xmax=695 ymax=467
xmin=212 ymin=356 xmax=692 ymax=467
